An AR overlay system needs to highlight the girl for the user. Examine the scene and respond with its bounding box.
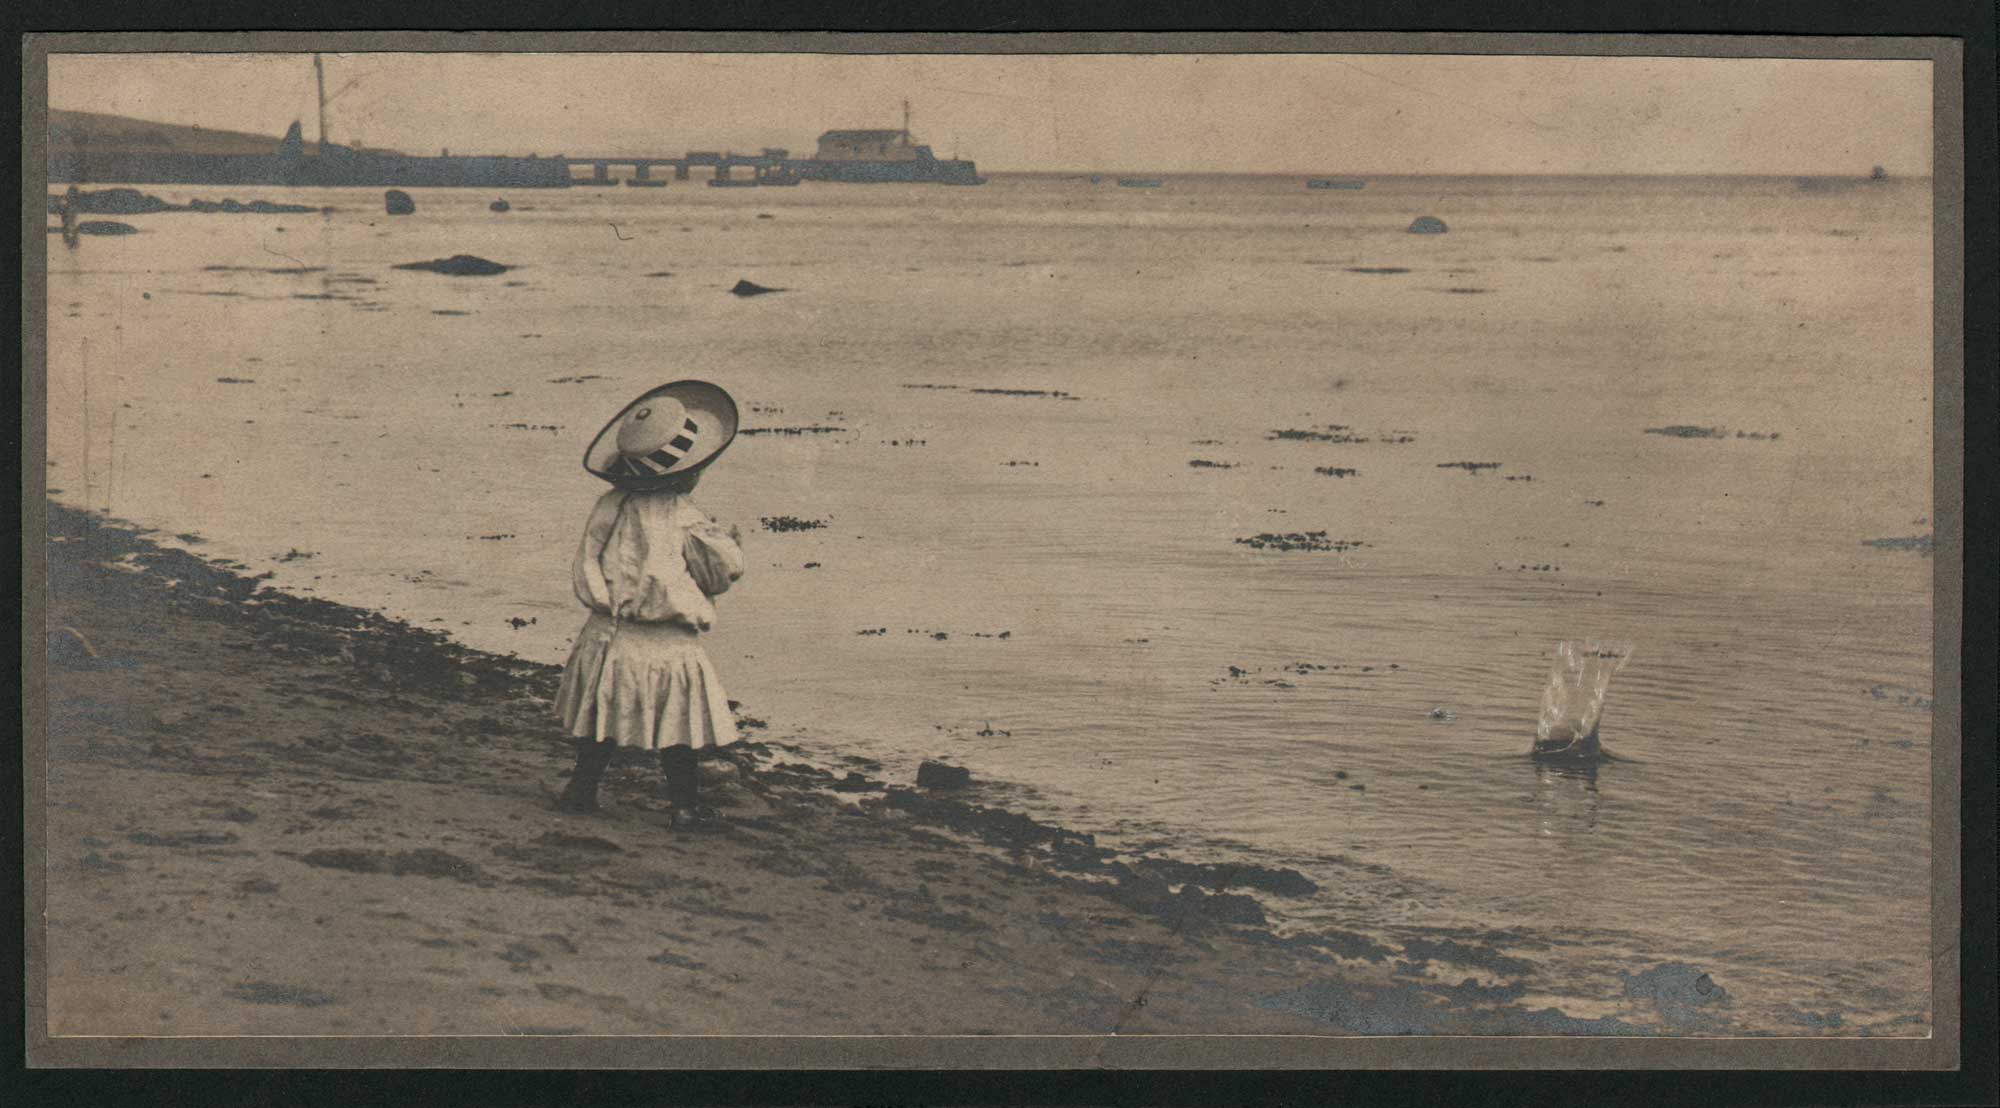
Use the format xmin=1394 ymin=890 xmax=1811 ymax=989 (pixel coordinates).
xmin=553 ymin=380 xmax=746 ymax=829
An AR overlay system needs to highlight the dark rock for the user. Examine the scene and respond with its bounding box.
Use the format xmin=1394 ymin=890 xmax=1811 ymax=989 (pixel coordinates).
xmin=61 ymin=187 xmax=176 ymax=214
xmin=1643 ymin=425 xmax=1726 ymax=439
xmin=1176 ymin=885 xmax=1267 ymax=926
xmin=1269 ymin=426 xmax=1369 ymax=443
xmin=225 ymin=981 xmax=338 ymax=1007
xmin=1620 ymin=963 xmax=1729 ymax=1025
xmin=392 ymin=254 xmax=510 ymax=276
xmin=916 ymin=761 xmax=972 ymax=790
xmin=490 ymin=199 xmax=511 ymax=212
xmin=1862 ymin=534 xmax=1933 ymax=554
xmin=729 ymin=279 xmax=784 ymax=297
xmin=759 ymin=516 xmax=827 ymax=532
xmin=969 ymin=388 xmax=1077 ymax=400
xmin=1234 ymin=532 xmax=1365 ymax=553
xmin=384 ymin=190 xmax=416 ymax=215
xmin=1133 ymin=857 xmax=1320 ymax=898
xmin=181 ymin=197 xmax=319 ymax=214
xmin=1407 ymin=215 xmax=1449 ymax=234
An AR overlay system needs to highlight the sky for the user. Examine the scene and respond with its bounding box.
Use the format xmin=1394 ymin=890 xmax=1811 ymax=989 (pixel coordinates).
xmin=48 ymin=52 xmax=1934 ymax=176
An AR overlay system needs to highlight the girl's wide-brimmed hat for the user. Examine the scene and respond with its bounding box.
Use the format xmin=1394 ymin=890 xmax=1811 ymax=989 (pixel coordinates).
xmin=583 ymin=380 xmax=739 ymax=488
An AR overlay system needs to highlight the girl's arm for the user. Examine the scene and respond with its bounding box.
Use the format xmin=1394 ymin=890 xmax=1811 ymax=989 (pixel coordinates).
xmin=682 ymin=513 xmax=746 ymax=597
xmin=572 ymin=493 xmax=622 ymax=613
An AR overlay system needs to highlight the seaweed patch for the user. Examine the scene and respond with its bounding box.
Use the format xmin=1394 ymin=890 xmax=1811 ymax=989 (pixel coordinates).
xmin=1235 ymin=532 xmax=1365 ymax=553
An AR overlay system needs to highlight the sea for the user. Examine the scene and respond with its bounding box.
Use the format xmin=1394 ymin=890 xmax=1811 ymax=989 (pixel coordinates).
xmin=42 ymin=172 xmax=1937 ymax=1034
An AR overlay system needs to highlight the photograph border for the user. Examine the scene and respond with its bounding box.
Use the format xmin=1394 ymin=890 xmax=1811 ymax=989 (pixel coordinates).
xmin=16 ymin=28 xmax=1975 ymax=1075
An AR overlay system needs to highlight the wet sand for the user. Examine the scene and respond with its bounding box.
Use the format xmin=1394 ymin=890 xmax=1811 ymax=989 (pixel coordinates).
xmin=36 ymin=501 xmax=1743 ymax=1038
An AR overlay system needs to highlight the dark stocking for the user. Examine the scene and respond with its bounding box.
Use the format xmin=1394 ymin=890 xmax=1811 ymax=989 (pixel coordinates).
xmin=557 ymin=739 xmax=616 ymax=812
xmin=660 ymin=745 xmax=699 ymax=809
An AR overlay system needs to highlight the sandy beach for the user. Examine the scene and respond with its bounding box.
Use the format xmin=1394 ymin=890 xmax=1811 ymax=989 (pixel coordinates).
xmin=37 ymin=500 xmax=1796 ymax=1038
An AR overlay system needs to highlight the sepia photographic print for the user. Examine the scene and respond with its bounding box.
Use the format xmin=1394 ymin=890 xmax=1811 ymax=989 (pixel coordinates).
xmin=23 ymin=32 xmax=1965 ymax=1071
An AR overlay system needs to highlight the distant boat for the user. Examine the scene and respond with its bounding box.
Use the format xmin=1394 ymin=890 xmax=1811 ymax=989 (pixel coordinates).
xmin=1870 ymin=165 xmax=1889 ymax=181
xmin=1307 ymin=178 xmax=1366 ymax=190
xmin=1117 ymin=178 xmax=1163 ymax=188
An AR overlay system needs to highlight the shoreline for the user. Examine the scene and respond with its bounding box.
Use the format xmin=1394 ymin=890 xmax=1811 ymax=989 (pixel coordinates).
xmin=39 ymin=501 xmax=1784 ymax=1036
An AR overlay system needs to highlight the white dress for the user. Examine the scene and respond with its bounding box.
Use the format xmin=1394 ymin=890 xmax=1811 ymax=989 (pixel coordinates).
xmin=555 ymin=490 xmax=746 ymax=750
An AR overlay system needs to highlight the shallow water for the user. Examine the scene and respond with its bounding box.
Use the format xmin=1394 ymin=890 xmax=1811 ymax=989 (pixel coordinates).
xmin=42 ymin=172 xmax=1935 ymax=1032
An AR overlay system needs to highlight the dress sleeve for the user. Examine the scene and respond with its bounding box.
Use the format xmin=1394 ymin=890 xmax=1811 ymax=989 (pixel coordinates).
xmin=571 ymin=492 xmax=623 ymax=613
xmin=682 ymin=512 xmax=746 ymax=597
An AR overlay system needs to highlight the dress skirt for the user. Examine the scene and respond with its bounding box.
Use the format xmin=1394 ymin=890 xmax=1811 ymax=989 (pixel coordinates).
xmin=556 ymin=611 xmax=738 ymax=750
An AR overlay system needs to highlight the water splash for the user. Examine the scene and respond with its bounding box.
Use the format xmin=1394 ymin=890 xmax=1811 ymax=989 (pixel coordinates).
xmin=1534 ymin=640 xmax=1633 ymax=762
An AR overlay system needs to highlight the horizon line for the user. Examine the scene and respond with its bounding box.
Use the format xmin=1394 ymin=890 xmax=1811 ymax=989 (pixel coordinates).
xmin=46 ymin=106 xmax=1927 ymax=181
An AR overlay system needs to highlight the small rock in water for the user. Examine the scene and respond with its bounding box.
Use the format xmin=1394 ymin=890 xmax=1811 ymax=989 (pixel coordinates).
xmin=490 ymin=198 xmax=511 ymax=213
xmin=1234 ymin=531 xmax=1364 ymax=553
xmin=1861 ymin=534 xmax=1933 ymax=554
xmin=760 ymin=516 xmax=827 ymax=533
xmin=384 ymin=190 xmax=416 ymax=215
xmin=916 ymin=761 xmax=972 ymax=790
xmin=1407 ymin=215 xmax=1449 ymax=234
xmin=729 ymin=279 xmax=784 ymax=297
xmin=1644 ymin=425 xmax=1726 ymax=439
xmin=393 ymin=254 xmax=510 ymax=277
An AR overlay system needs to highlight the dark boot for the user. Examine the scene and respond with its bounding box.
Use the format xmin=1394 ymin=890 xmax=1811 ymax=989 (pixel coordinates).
xmin=557 ymin=739 xmax=616 ymax=813
xmin=660 ymin=745 xmax=712 ymax=829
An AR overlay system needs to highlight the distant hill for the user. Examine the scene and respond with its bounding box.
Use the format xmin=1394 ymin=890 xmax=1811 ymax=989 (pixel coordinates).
xmin=48 ymin=108 xmax=401 ymax=157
